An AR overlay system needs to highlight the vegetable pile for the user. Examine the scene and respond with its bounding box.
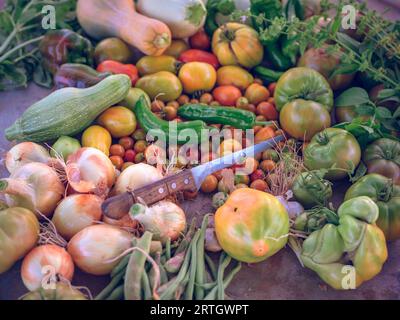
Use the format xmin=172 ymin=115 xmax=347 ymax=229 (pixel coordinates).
xmin=1 ymin=0 xmax=400 ymax=299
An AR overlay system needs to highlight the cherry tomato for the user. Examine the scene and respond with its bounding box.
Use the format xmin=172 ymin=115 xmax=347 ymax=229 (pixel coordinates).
xmin=132 ymin=129 xmax=146 ymax=141
xmin=245 ymin=83 xmax=270 ymax=105
xmin=109 ymin=155 xmax=124 ymax=170
xmin=118 ymin=137 xmax=134 ymax=150
xmin=134 ymin=152 xmax=145 ymax=163
xmin=236 ymin=97 xmax=249 ymax=109
xmin=201 ymin=175 xmax=218 ymax=193
xmin=134 ymin=140 xmax=147 ymax=153
xmin=213 ymin=85 xmax=242 ymax=106
xmin=250 ymin=169 xmax=265 ymax=182
xmin=167 ymin=101 xmax=180 ymax=109
xmin=250 ymin=179 xmax=269 ymax=191
xmin=257 ymin=102 xmax=278 ymax=120
xmin=255 ymin=127 xmax=275 ymax=144
xmin=200 ymin=93 xmax=213 ymax=104
xmin=177 ymin=95 xmax=190 ymax=105
xmin=163 ymin=106 xmax=178 ymax=121
xmin=151 ymin=100 xmax=165 ymax=113
xmin=179 ymin=49 xmax=219 ymax=69
xmin=268 ymin=82 xmax=277 ymax=95
xmin=189 ymin=29 xmax=211 ymax=51
xmin=124 ymin=149 xmax=136 ymax=162
xmin=260 ymin=160 xmax=276 ymax=172
xmin=110 ymin=144 xmax=125 ymax=157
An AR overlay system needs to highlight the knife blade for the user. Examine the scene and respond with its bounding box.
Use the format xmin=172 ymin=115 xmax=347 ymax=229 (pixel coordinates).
xmin=102 ymin=135 xmax=284 ymax=219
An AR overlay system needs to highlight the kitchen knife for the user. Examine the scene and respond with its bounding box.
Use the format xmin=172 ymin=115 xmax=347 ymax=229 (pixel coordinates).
xmin=102 ymin=135 xmax=284 ymax=219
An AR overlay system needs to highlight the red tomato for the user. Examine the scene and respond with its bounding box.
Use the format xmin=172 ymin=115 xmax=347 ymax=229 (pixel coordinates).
xmin=179 ymin=49 xmax=220 ymax=69
xmin=189 ymin=29 xmax=211 ymax=50
xmin=124 ymin=149 xmax=136 ymax=162
xmin=97 ymin=60 xmax=138 ymax=86
xmin=256 ymin=102 xmax=279 ymax=120
xmin=213 ymin=85 xmax=242 ymax=106
xmin=250 ymin=169 xmax=265 ymax=182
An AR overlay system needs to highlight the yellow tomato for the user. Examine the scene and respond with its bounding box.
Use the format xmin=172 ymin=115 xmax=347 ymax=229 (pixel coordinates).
xmin=178 ymin=62 xmax=217 ymax=94
xmin=217 ymin=66 xmax=254 ymax=90
xmin=97 ymin=106 xmax=137 ymax=138
xmin=81 ymin=125 xmax=112 ymax=156
xmin=218 ymin=138 xmax=242 ymax=157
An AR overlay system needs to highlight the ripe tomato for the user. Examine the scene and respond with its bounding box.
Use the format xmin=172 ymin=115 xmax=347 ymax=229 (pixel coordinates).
xmin=255 ymin=127 xmax=275 ymax=144
xmin=189 ymin=29 xmax=211 ymax=51
xmin=250 ymin=179 xmax=269 ymax=191
xmin=124 ymin=149 xmax=136 ymax=163
xmin=118 ymin=137 xmax=134 ymax=150
xmin=178 ymin=62 xmax=217 ymax=94
xmin=110 ymin=144 xmax=125 ymax=157
xmin=245 ymin=84 xmax=270 ymax=105
xmin=109 ymin=155 xmax=124 ymax=170
xmin=256 ymin=102 xmax=278 ymax=120
xmin=201 ymin=175 xmax=218 ymax=193
xmin=213 ymin=85 xmax=242 ymax=106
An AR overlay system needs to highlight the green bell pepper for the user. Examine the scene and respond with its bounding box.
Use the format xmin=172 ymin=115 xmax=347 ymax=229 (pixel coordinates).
xmin=300 ymin=196 xmax=388 ymax=289
xmin=345 ymin=173 xmax=400 ymax=241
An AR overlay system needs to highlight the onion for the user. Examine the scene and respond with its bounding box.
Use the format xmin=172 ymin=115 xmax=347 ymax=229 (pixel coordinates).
xmin=67 ymin=224 xmax=132 ymax=275
xmin=276 ymin=195 xmax=304 ymax=220
xmin=21 ymin=244 xmax=74 ymax=291
xmin=103 ymin=214 xmax=138 ymax=230
xmin=113 ymin=163 xmax=163 ymax=195
xmin=5 ymin=142 xmax=52 ymax=174
xmin=129 ymin=201 xmax=186 ymax=243
xmin=52 ymin=194 xmax=103 ymax=240
xmin=66 ymin=147 xmax=116 ymax=198
xmin=0 ymin=162 xmax=64 ymax=217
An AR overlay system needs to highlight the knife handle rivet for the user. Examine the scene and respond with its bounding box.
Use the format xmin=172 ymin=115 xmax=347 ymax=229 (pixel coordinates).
xmin=158 ymin=187 xmax=164 ymax=194
xmin=171 ymin=183 xmax=177 ymax=189
xmin=184 ymin=179 xmax=189 ymax=185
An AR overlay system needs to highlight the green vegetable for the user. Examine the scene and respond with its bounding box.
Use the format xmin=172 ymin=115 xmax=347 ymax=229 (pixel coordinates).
xmin=95 ymin=269 xmax=124 ymax=300
xmin=106 ymin=285 xmax=124 ymax=300
xmin=204 ymin=0 xmax=236 ymax=36
xmin=50 ymin=136 xmax=81 ymax=160
xmin=194 ymin=215 xmax=209 ymax=299
xmin=135 ymin=96 xmax=213 ymax=145
xmin=253 ymin=66 xmax=284 ymax=84
xmin=124 ymin=231 xmax=153 ymax=300
xmin=345 ymin=174 xmax=400 ymax=241
xmin=184 ymin=230 xmax=200 ymax=300
xmin=300 ymin=196 xmax=388 ymax=289
xmin=292 ymin=170 xmax=333 ymax=209
xmin=0 ymin=0 xmax=79 ymax=90
xmin=5 ymin=74 xmax=131 ymax=142
xmin=294 ymin=206 xmax=339 ymax=233
xmin=178 ymin=104 xmax=272 ymax=130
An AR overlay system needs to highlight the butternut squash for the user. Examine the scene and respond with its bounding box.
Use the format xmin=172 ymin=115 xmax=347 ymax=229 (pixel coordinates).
xmin=77 ymin=0 xmax=172 ymax=56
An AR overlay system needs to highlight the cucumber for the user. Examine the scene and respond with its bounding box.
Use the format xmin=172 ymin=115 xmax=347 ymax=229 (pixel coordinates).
xmin=5 ymin=74 xmax=131 ymax=142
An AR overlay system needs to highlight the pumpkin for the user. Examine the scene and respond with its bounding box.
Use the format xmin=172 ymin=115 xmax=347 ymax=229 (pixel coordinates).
xmin=0 ymin=207 xmax=39 ymax=274
xmin=77 ymin=0 xmax=172 ymax=56
xmin=215 ymin=188 xmax=289 ymax=263
xmin=212 ymin=23 xmax=263 ymax=69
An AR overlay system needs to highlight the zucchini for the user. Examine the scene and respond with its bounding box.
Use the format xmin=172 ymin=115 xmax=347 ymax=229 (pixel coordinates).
xmin=5 ymin=74 xmax=131 ymax=142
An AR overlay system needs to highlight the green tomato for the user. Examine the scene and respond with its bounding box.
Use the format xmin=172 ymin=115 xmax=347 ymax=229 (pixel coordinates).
xmin=51 ymin=136 xmax=81 ymax=160
xmin=363 ymin=138 xmax=400 ymax=185
xmin=274 ymin=67 xmax=333 ymax=112
xmin=135 ymin=71 xmax=182 ymax=102
xmin=304 ymin=128 xmax=361 ymax=180
xmin=94 ymin=37 xmax=132 ymax=65
xmin=119 ymin=88 xmax=151 ymax=111
xmin=292 ymin=170 xmax=332 ymax=209
xmin=345 ymin=173 xmax=400 ymax=241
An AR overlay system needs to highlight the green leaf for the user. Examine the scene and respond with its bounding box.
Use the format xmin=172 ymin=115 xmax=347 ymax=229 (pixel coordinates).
xmin=0 ymin=61 xmax=27 ymax=91
xmin=350 ymin=162 xmax=367 ymax=183
xmin=377 ymin=89 xmax=397 ymax=100
xmin=329 ymin=63 xmax=359 ymax=79
xmin=0 ymin=11 xmax=14 ymax=35
xmin=336 ymin=32 xmax=361 ymax=52
xmin=33 ymin=64 xmax=53 ymax=88
xmin=335 ymin=87 xmax=371 ymax=107
xmin=355 ymin=104 xmax=375 ymax=116
xmin=393 ymin=107 xmax=400 ymax=118
xmin=376 ymin=107 xmax=393 ymax=119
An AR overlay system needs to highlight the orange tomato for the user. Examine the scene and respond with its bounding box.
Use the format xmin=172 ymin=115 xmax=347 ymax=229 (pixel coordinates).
xmin=110 ymin=155 xmax=124 ymax=170
xmin=255 ymin=126 xmax=275 ymax=144
xmin=98 ymin=106 xmax=137 ymax=138
xmin=216 ymin=66 xmax=254 ymax=90
xmin=201 ymin=175 xmax=218 ymax=193
xmin=256 ymin=102 xmax=278 ymax=120
xmin=245 ymin=83 xmax=270 ymax=105
xmin=81 ymin=125 xmax=112 ymax=156
xmin=178 ymin=62 xmax=216 ymax=94
xmin=110 ymin=144 xmax=125 ymax=157
xmin=218 ymin=138 xmax=242 ymax=157
xmin=250 ymin=179 xmax=269 ymax=191
xmin=260 ymin=160 xmax=276 ymax=172
xmin=213 ymin=85 xmax=242 ymax=106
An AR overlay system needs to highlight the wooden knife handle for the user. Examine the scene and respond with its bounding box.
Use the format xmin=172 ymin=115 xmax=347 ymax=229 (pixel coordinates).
xmin=102 ymin=170 xmax=197 ymax=220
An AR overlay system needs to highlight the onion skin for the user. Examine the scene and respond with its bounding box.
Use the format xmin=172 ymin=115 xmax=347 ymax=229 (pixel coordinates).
xmin=5 ymin=142 xmax=51 ymax=174
xmin=103 ymin=214 xmax=138 ymax=230
xmin=205 ymin=228 xmax=222 ymax=252
xmin=21 ymin=244 xmax=74 ymax=291
xmin=52 ymin=194 xmax=103 ymax=240
xmin=66 ymin=147 xmax=116 ymax=198
xmin=113 ymin=163 xmax=163 ymax=195
xmin=67 ymin=224 xmax=132 ymax=275
xmin=130 ymin=201 xmax=186 ymax=243
xmin=0 ymin=207 xmax=39 ymax=274
xmin=0 ymin=162 xmax=64 ymax=217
